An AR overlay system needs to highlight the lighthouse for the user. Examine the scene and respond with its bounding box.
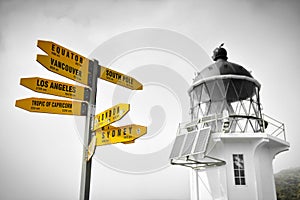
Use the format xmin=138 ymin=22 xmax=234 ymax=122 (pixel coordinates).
xmin=169 ymin=44 xmax=289 ymax=200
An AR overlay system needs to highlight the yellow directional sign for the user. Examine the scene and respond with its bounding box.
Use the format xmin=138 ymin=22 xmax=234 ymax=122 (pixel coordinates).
xmin=15 ymin=97 xmax=87 ymax=116
xmin=93 ymin=103 xmax=130 ymax=131
xmin=37 ymin=40 xmax=90 ymax=68
xmin=95 ymin=124 xmax=147 ymax=146
xmin=37 ymin=54 xmax=90 ymax=86
xmin=99 ymin=66 xmax=143 ymax=90
xmin=20 ymin=77 xmax=90 ymax=101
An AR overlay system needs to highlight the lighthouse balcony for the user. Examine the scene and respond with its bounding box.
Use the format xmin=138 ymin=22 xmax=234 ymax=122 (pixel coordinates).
xmin=182 ymin=112 xmax=286 ymax=142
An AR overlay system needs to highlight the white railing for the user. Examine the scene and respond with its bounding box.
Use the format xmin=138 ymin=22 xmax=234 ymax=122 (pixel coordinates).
xmin=178 ymin=113 xmax=287 ymax=141
xmin=262 ymin=113 xmax=286 ymax=141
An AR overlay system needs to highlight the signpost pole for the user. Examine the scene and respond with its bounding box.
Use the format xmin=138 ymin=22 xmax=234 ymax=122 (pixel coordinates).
xmin=79 ymin=59 xmax=99 ymax=200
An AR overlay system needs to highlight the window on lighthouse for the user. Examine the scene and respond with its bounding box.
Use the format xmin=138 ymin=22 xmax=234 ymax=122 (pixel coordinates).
xmin=233 ymin=154 xmax=246 ymax=185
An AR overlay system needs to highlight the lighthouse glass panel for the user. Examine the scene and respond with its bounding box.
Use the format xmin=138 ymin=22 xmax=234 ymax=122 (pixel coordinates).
xmin=189 ymin=77 xmax=263 ymax=133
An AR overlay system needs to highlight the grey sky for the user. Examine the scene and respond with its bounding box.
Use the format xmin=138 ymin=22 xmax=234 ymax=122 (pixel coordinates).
xmin=1 ymin=0 xmax=300 ymax=199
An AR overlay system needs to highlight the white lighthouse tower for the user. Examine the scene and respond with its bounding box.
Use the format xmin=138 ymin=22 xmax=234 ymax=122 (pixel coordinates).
xmin=169 ymin=44 xmax=289 ymax=200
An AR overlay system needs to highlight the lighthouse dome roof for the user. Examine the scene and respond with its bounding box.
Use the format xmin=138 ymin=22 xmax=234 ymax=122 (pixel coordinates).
xmin=193 ymin=59 xmax=253 ymax=83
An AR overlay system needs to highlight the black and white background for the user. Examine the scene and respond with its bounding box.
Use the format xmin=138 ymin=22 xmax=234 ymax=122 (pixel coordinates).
xmin=1 ymin=0 xmax=299 ymax=199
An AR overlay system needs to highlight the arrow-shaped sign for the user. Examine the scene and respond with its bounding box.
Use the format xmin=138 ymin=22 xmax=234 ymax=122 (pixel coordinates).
xmin=93 ymin=103 xmax=130 ymax=131
xmin=20 ymin=77 xmax=90 ymax=101
xmin=36 ymin=54 xmax=91 ymax=86
xmin=37 ymin=40 xmax=90 ymax=68
xmin=99 ymin=66 xmax=143 ymax=90
xmin=15 ymin=97 xmax=87 ymax=116
xmin=95 ymin=124 xmax=147 ymax=146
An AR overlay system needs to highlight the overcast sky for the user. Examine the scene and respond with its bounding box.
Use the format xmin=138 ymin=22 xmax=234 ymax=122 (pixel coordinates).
xmin=1 ymin=0 xmax=300 ymax=199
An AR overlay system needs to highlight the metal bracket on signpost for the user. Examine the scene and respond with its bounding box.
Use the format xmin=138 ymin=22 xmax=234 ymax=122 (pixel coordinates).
xmin=79 ymin=59 xmax=99 ymax=200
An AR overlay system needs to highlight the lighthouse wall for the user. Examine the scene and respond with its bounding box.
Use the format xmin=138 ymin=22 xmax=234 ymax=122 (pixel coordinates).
xmin=190 ymin=133 xmax=289 ymax=200
xmin=219 ymin=135 xmax=258 ymax=200
xmin=254 ymin=139 xmax=277 ymax=200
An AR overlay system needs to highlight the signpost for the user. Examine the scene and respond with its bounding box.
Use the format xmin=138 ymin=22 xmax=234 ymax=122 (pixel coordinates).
xmin=79 ymin=60 xmax=99 ymax=200
xmin=37 ymin=55 xmax=91 ymax=86
xmin=20 ymin=77 xmax=90 ymax=101
xmin=100 ymin=66 xmax=143 ymax=90
xmin=37 ymin=40 xmax=90 ymax=68
xmin=95 ymin=124 xmax=147 ymax=146
xmin=93 ymin=103 xmax=130 ymax=131
xmin=15 ymin=40 xmax=146 ymax=200
xmin=15 ymin=97 xmax=87 ymax=116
